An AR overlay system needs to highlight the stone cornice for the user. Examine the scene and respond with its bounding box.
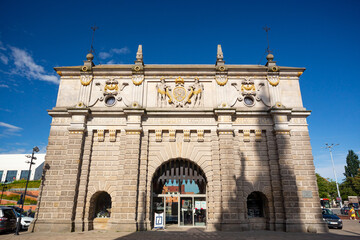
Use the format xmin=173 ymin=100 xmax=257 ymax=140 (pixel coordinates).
xmin=54 ymin=64 xmax=305 ymax=77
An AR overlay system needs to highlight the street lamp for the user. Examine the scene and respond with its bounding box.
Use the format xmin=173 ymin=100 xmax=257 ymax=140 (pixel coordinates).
xmin=15 ymin=146 xmax=39 ymax=235
xmin=323 ymin=143 xmax=343 ymax=208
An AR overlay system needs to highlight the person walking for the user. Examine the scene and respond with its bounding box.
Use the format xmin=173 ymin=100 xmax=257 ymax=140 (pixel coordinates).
xmin=349 ymin=206 xmax=356 ymax=220
xmin=27 ymin=207 xmax=32 ymax=217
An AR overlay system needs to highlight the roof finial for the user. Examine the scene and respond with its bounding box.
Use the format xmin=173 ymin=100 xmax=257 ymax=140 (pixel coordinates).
xmin=216 ymin=44 xmax=225 ymax=65
xmin=135 ymin=45 xmax=143 ymax=65
xmin=263 ymin=26 xmax=276 ymax=67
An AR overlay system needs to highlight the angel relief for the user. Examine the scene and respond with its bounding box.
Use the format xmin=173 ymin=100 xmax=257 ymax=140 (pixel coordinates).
xmin=156 ymin=77 xmax=204 ymax=108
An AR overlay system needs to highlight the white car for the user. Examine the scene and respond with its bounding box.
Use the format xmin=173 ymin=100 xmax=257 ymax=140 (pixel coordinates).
xmin=15 ymin=212 xmax=34 ymax=230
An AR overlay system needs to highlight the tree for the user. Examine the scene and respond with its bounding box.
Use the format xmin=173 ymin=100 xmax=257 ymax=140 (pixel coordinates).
xmin=344 ymin=150 xmax=360 ymax=179
xmin=316 ymin=173 xmax=337 ymax=199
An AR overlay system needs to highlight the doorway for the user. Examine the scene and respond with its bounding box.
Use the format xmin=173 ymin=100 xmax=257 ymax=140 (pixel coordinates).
xmin=151 ymin=159 xmax=207 ymax=228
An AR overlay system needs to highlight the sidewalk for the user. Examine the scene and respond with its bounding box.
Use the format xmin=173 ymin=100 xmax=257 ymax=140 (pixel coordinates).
xmin=1 ymin=220 xmax=359 ymax=240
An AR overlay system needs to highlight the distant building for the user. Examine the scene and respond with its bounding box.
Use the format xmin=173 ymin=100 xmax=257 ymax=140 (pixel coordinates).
xmin=0 ymin=154 xmax=45 ymax=182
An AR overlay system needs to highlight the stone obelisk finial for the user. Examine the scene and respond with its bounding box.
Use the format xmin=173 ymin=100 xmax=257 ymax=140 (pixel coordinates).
xmin=216 ymin=44 xmax=225 ymax=66
xmin=135 ymin=45 xmax=143 ymax=65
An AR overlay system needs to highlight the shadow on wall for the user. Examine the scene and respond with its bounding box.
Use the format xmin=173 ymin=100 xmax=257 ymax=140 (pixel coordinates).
xmin=212 ymin=130 xmax=303 ymax=232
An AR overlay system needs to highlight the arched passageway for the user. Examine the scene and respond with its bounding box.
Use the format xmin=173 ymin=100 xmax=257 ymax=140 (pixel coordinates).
xmin=247 ymin=191 xmax=270 ymax=230
xmin=88 ymin=191 xmax=112 ymax=230
xmin=152 ymin=158 xmax=207 ymax=228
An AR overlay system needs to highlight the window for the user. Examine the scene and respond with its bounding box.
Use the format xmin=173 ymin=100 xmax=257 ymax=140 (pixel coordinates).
xmin=5 ymin=170 xmax=17 ymax=182
xmin=20 ymin=170 xmax=31 ymax=180
xmin=0 ymin=171 xmax=3 ymax=182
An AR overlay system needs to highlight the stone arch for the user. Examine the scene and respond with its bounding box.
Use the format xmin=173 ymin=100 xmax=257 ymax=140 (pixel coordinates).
xmin=88 ymin=191 xmax=112 ymax=230
xmin=151 ymin=158 xmax=208 ymax=194
xmin=246 ymin=191 xmax=271 ymax=230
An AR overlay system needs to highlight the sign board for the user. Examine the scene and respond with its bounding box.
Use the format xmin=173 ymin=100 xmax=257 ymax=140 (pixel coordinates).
xmin=302 ymin=190 xmax=313 ymax=198
xmin=336 ymin=197 xmax=342 ymax=202
xmin=200 ymin=201 xmax=206 ymax=209
xmin=195 ymin=201 xmax=201 ymax=209
xmin=154 ymin=212 xmax=164 ymax=229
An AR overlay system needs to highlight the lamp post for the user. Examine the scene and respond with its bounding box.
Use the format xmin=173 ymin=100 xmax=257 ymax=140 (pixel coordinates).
xmin=15 ymin=146 xmax=39 ymax=235
xmin=324 ymin=143 xmax=343 ymax=208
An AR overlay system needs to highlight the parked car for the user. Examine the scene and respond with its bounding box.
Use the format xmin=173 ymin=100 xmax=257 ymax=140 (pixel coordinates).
xmin=0 ymin=206 xmax=17 ymax=233
xmin=322 ymin=208 xmax=342 ymax=229
xmin=6 ymin=206 xmax=23 ymax=214
xmin=341 ymin=206 xmax=350 ymax=215
xmin=14 ymin=212 xmax=34 ymax=230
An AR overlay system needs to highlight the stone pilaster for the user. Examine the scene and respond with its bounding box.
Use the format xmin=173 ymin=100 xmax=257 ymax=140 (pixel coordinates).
xmin=271 ymin=108 xmax=302 ymax=232
xmin=207 ymin=130 xmax=222 ymax=231
xmin=290 ymin=127 xmax=328 ymax=233
xmin=109 ymin=109 xmax=144 ymax=231
xmin=73 ymin=131 xmax=94 ymax=231
xmin=31 ymin=115 xmax=69 ymax=232
xmin=215 ymin=109 xmax=237 ymax=230
xmin=136 ymin=130 xmax=150 ymax=230
xmin=265 ymin=130 xmax=286 ymax=231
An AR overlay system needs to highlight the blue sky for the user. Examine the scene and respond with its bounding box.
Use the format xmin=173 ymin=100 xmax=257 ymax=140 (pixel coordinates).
xmin=0 ymin=0 xmax=359 ymax=181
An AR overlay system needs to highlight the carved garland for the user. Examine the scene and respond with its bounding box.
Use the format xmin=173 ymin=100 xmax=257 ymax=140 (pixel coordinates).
xmin=132 ymin=76 xmax=144 ymax=86
xmin=80 ymin=75 xmax=93 ymax=86
xmin=104 ymin=84 xmax=118 ymax=91
xmin=266 ymin=76 xmax=280 ymax=86
xmin=241 ymin=84 xmax=255 ymax=91
xmin=215 ymin=76 xmax=228 ymax=86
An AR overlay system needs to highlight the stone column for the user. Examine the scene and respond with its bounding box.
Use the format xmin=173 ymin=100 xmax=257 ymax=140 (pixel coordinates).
xmin=73 ymin=130 xmax=94 ymax=231
xmin=207 ymin=130 xmax=222 ymax=231
xmin=58 ymin=108 xmax=89 ymax=232
xmin=270 ymin=108 xmax=302 ymax=232
xmin=109 ymin=109 xmax=144 ymax=231
xmin=215 ymin=109 xmax=237 ymax=231
xmin=265 ymin=130 xmax=286 ymax=231
xmin=136 ymin=130 xmax=150 ymax=230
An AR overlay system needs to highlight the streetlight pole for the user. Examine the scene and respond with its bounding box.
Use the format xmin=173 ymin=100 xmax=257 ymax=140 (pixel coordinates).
xmin=15 ymin=146 xmax=39 ymax=235
xmin=324 ymin=143 xmax=343 ymax=208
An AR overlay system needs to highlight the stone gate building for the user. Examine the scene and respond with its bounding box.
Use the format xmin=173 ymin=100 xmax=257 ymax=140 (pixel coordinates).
xmin=32 ymin=45 xmax=327 ymax=233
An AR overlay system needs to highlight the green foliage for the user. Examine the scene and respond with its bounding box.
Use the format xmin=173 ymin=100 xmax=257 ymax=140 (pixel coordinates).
xmin=5 ymin=180 xmax=41 ymax=189
xmin=0 ymin=193 xmax=37 ymax=205
xmin=344 ymin=150 xmax=360 ymax=179
xmin=338 ymin=150 xmax=360 ymax=201
xmin=316 ymin=173 xmax=337 ymax=199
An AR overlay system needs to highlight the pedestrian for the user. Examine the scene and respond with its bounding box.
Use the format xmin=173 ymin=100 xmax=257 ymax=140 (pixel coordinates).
xmin=27 ymin=207 xmax=32 ymax=217
xmin=349 ymin=206 xmax=356 ymax=220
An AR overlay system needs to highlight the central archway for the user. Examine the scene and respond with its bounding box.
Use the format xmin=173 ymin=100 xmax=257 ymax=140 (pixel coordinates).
xmin=151 ymin=158 xmax=207 ymax=229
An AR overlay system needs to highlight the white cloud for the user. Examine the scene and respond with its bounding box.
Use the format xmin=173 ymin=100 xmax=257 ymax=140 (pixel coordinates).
xmin=9 ymin=46 xmax=59 ymax=84
xmin=0 ymin=53 xmax=8 ymax=64
xmin=0 ymin=121 xmax=22 ymax=138
xmin=98 ymin=47 xmax=130 ymax=60
xmin=111 ymin=47 xmax=130 ymax=54
xmin=99 ymin=52 xmax=111 ymax=59
xmin=0 ymin=41 xmax=6 ymax=51
xmin=0 ymin=84 xmax=9 ymax=88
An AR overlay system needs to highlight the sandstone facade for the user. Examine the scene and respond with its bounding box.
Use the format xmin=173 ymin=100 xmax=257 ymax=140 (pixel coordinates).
xmin=31 ymin=46 xmax=327 ymax=233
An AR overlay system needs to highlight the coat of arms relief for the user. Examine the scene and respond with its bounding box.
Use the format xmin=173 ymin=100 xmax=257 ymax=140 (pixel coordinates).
xmin=156 ymin=77 xmax=204 ymax=108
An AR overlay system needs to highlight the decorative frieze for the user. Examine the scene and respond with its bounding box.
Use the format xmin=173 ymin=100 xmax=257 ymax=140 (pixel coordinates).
xmin=243 ymin=130 xmax=250 ymax=142
xmin=109 ymin=129 xmax=116 ymax=142
xmin=169 ymin=129 xmax=176 ymax=142
xmin=197 ymin=130 xmax=204 ymax=142
xmin=255 ymin=130 xmax=262 ymax=142
xmin=155 ymin=129 xmax=162 ymax=142
xmin=183 ymin=130 xmax=190 ymax=142
xmin=97 ymin=130 xmax=104 ymax=142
